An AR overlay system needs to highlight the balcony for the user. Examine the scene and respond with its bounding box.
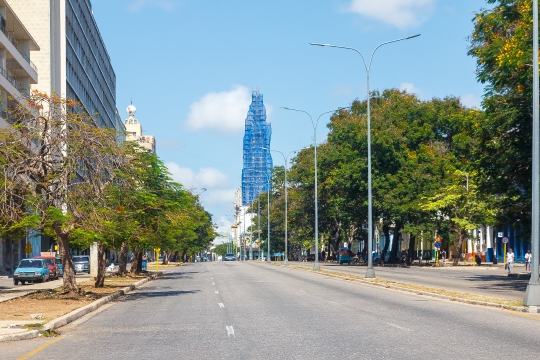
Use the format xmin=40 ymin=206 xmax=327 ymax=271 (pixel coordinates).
xmin=0 ymin=14 xmax=38 ymax=73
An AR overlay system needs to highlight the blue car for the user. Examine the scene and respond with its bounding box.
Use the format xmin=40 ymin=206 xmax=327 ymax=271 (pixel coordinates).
xmin=13 ymin=258 xmax=50 ymax=285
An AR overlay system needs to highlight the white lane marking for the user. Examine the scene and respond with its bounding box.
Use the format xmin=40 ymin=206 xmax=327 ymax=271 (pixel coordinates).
xmin=386 ymin=322 xmax=411 ymax=332
xmin=328 ymin=300 xmax=339 ymax=305
xmin=215 ymin=291 xmax=219 ymax=294
xmin=219 ymin=302 xmax=225 ymax=308
xmin=212 ymin=282 xmax=215 ymax=285
xmin=226 ymin=326 xmax=235 ymax=337
xmin=211 ymin=277 xmax=214 ymax=280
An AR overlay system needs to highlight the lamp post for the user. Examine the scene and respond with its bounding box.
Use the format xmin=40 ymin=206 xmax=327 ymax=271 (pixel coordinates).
xmin=266 ymin=173 xmax=271 ymax=261
xmin=263 ymin=147 xmax=305 ymax=265
xmin=310 ymin=34 xmax=420 ymax=278
xmin=280 ymin=108 xmax=347 ymax=270
xmin=524 ymin=0 xmax=540 ymax=306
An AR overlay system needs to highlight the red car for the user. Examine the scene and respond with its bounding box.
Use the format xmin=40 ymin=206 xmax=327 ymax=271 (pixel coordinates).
xmin=32 ymin=256 xmax=60 ymax=280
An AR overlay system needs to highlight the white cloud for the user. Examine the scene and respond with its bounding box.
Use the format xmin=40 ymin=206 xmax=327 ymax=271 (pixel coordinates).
xmin=128 ymin=0 xmax=175 ymax=12
xmin=204 ymin=189 xmax=236 ymax=205
xmin=185 ymin=86 xmax=252 ymax=132
xmin=166 ymin=163 xmax=229 ymax=189
xmin=347 ymin=0 xmax=436 ymax=28
xmin=399 ymin=82 xmax=420 ymax=94
xmin=460 ymin=93 xmax=481 ymax=109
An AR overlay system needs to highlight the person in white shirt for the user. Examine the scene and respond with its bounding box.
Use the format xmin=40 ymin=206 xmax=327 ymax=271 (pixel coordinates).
xmin=507 ymin=248 xmax=515 ymax=274
xmin=525 ymin=249 xmax=532 ymax=272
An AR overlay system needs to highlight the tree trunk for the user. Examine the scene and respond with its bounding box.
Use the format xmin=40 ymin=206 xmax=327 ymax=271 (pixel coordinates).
xmin=94 ymin=242 xmax=106 ymax=287
xmin=162 ymin=251 xmax=169 ymax=265
xmin=55 ymin=226 xmax=78 ymax=294
xmin=130 ymin=244 xmax=140 ymax=274
xmin=389 ymin=222 xmax=403 ymax=264
xmin=118 ymin=241 xmax=128 ymax=275
xmin=407 ymin=234 xmax=416 ymax=265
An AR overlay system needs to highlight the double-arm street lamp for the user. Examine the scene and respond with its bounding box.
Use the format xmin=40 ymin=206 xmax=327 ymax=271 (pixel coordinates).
xmin=310 ymin=34 xmax=420 ymax=278
xmin=280 ymin=108 xmax=348 ymax=270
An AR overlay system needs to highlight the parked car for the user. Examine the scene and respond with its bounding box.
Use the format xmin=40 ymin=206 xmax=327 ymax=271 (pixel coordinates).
xmin=73 ymin=255 xmax=90 ymax=274
xmin=33 ymin=256 xmax=60 ymax=280
xmin=13 ymin=258 xmax=50 ymax=285
xmin=224 ymin=253 xmax=236 ymax=261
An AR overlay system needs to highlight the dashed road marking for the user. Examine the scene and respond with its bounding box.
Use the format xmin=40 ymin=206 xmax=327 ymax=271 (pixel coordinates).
xmin=219 ymin=302 xmax=225 ymax=308
xmin=386 ymin=322 xmax=411 ymax=331
xmin=215 ymin=290 xmax=219 ymax=294
xmin=212 ymin=282 xmax=215 ymax=285
xmin=226 ymin=326 xmax=235 ymax=337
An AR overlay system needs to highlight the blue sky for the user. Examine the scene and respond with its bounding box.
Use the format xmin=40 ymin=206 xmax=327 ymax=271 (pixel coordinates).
xmin=92 ymin=0 xmax=489 ymax=238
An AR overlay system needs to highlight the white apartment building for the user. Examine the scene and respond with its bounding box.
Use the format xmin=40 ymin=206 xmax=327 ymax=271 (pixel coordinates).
xmin=0 ymin=0 xmax=39 ymax=128
xmin=0 ymin=0 xmax=40 ymax=274
xmin=124 ymin=104 xmax=156 ymax=154
xmin=11 ymin=0 xmax=117 ymax=129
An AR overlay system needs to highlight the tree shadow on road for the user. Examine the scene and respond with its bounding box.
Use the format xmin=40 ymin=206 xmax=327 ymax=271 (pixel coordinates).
xmin=120 ymin=289 xmax=200 ymax=301
xmin=462 ymin=273 xmax=529 ymax=293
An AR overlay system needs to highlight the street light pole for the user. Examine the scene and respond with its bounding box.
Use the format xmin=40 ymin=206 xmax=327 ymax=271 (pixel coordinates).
xmin=279 ymin=110 xmax=345 ymax=270
xmin=264 ymin=148 xmax=302 ymax=265
xmin=267 ymin=176 xmax=271 ymax=261
xmin=524 ymin=0 xmax=540 ymax=306
xmin=311 ymin=34 xmax=420 ymax=278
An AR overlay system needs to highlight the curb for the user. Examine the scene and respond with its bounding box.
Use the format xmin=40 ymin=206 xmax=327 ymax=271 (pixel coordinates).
xmin=262 ymin=263 xmax=540 ymax=314
xmin=0 ymin=272 xmax=162 ymax=342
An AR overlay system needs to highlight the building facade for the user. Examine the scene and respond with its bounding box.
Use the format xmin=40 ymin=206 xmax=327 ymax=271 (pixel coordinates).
xmin=124 ymin=104 xmax=155 ymax=154
xmin=11 ymin=0 xmax=117 ymax=129
xmin=0 ymin=0 xmax=41 ymax=274
xmin=241 ymin=90 xmax=272 ymax=206
xmin=0 ymin=0 xmax=39 ymax=128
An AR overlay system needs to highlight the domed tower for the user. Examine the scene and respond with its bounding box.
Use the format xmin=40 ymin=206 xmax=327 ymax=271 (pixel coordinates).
xmin=124 ymin=103 xmax=156 ymax=154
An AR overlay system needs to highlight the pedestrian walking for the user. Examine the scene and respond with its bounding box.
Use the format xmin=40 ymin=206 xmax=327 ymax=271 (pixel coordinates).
xmin=525 ymin=249 xmax=532 ymax=272
xmin=418 ymin=250 xmax=423 ymax=265
xmin=506 ymin=248 xmax=515 ymax=274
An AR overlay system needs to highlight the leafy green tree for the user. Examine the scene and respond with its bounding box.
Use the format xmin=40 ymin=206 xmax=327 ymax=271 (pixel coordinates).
xmin=468 ymin=0 xmax=534 ymax=230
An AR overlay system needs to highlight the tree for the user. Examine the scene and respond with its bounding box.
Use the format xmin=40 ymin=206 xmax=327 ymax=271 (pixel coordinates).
xmin=421 ymin=170 xmax=497 ymax=265
xmin=0 ymin=92 xmax=126 ymax=294
xmin=468 ymin=0 xmax=534 ymax=229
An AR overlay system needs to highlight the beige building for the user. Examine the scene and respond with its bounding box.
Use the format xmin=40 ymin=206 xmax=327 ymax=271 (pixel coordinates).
xmin=124 ymin=104 xmax=156 ymax=154
xmin=11 ymin=0 xmax=118 ymax=129
xmin=0 ymin=0 xmax=40 ymax=274
xmin=0 ymin=0 xmax=39 ymax=128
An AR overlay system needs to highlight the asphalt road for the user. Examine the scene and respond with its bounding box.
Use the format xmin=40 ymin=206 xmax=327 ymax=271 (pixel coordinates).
xmin=294 ymin=261 xmax=530 ymax=300
xmin=2 ymin=261 xmax=540 ymax=360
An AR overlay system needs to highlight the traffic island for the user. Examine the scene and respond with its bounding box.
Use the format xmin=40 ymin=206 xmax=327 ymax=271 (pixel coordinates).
xmin=0 ymin=272 xmax=162 ymax=342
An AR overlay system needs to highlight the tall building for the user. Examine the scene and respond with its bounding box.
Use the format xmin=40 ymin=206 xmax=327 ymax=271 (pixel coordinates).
xmin=0 ymin=0 xmax=41 ymax=274
xmin=0 ymin=0 xmax=39 ymax=128
xmin=124 ymin=104 xmax=156 ymax=154
xmin=241 ymin=90 xmax=272 ymax=206
xmin=11 ymin=0 xmax=117 ymax=129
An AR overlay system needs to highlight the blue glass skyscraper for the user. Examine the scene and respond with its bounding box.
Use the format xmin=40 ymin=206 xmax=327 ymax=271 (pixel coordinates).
xmin=242 ymin=91 xmax=272 ymax=206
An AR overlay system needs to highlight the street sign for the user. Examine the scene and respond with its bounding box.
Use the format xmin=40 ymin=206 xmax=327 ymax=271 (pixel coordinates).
xmin=502 ymin=237 xmax=509 ymax=244
xmin=231 ymin=225 xmax=238 ymax=228
xmin=435 ymin=241 xmax=441 ymax=248
xmin=497 ymin=232 xmax=504 ymax=238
